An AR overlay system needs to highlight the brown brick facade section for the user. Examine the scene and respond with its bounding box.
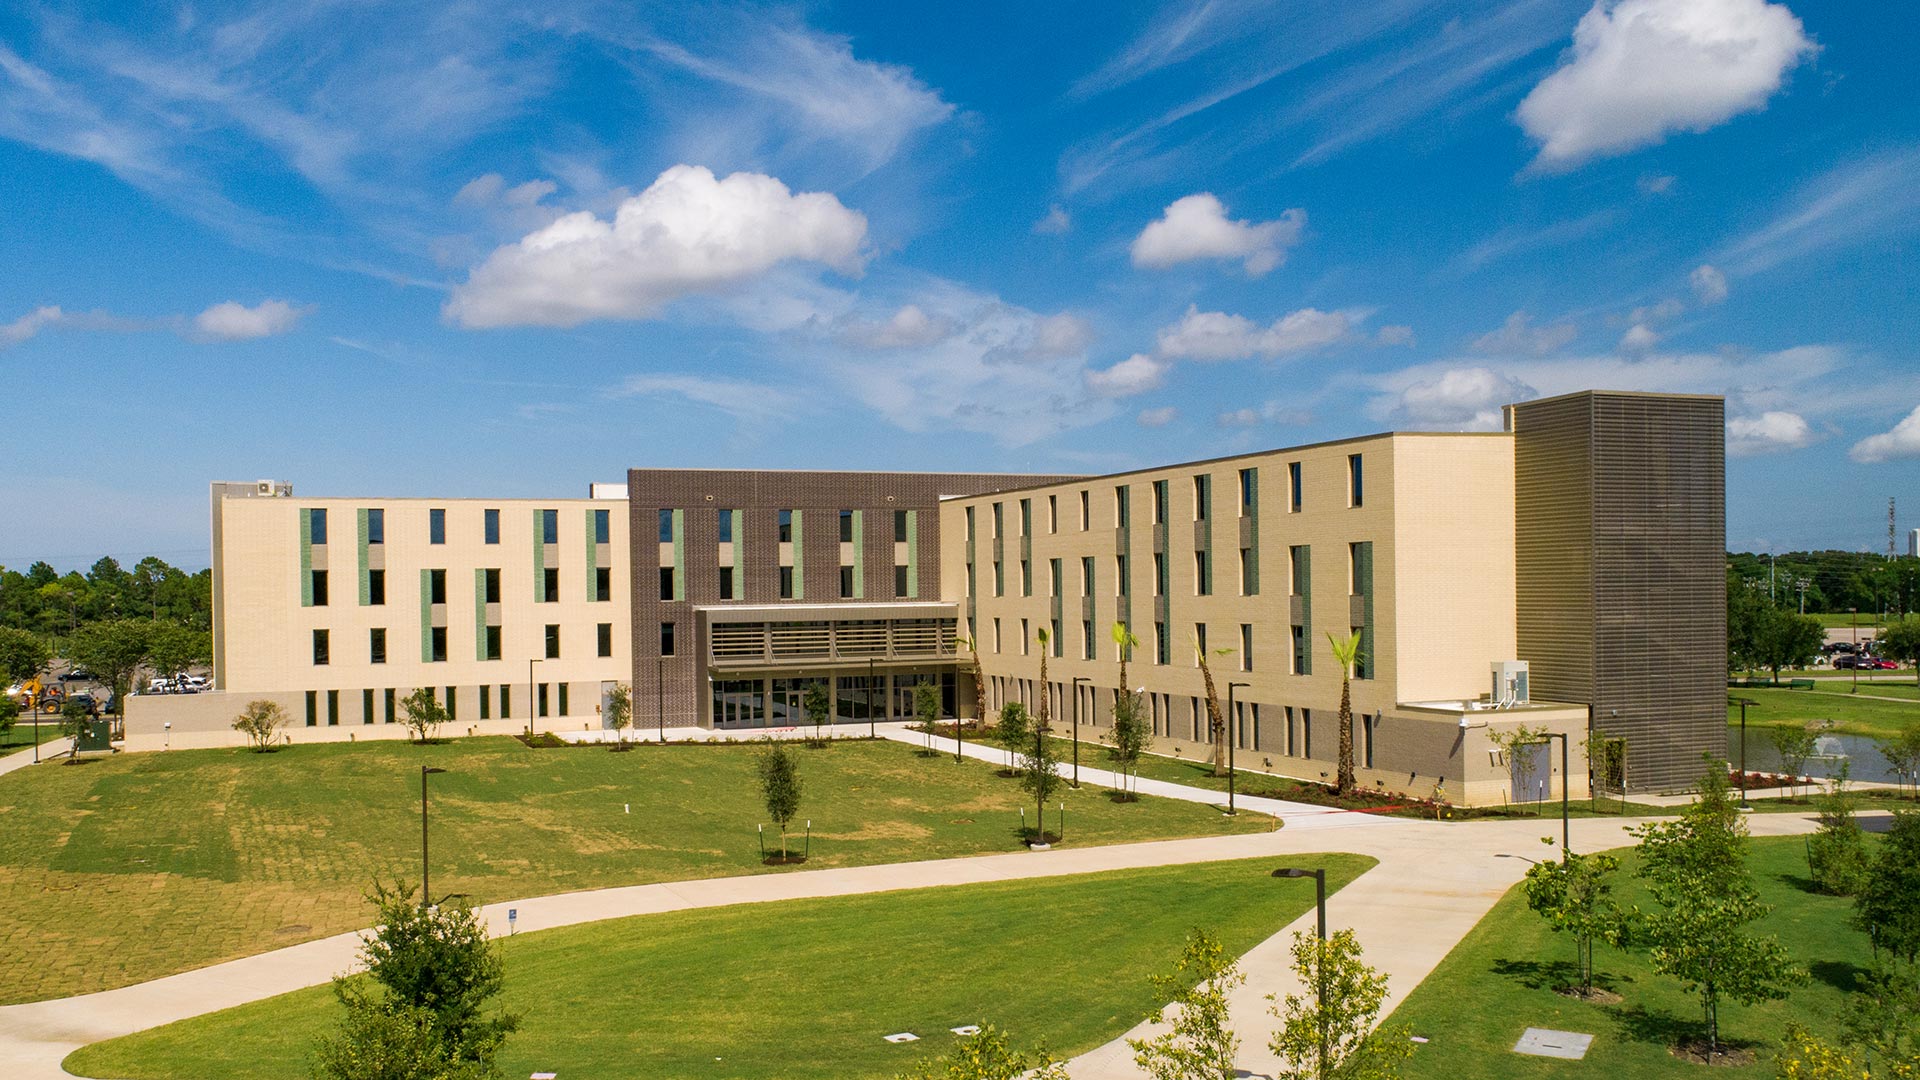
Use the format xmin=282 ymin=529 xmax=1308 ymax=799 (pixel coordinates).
xmin=628 ymin=470 xmax=1074 ymax=728
xmin=1510 ymin=391 xmax=1727 ymax=793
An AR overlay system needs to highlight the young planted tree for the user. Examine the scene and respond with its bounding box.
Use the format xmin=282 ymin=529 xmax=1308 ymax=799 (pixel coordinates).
xmin=1106 ymin=688 xmax=1150 ymax=801
xmin=1035 ymin=625 xmax=1053 ymax=732
xmin=1269 ymin=929 xmax=1411 ymax=1080
xmin=0 ymin=694 xmax=16 ymax=746
xmin=1020 ymin=716 xmax=1063 ymax=842
xmin=312 ymin=881 xmax=518 ymax=1080
xmin=399 ymin=687 xmax=450 ymax=744
xmin=1768 ymin=724 xmax=1820 ymax=801
xmin=1193 ymin=636 xmax=1234 ymax=776
xmin=1489 ymin=724 xmax=1551 ymax=807
xmin=802 ymin=681 xmax=831 ymax=747
xmin=1880 ymin=615 xmax=1920 ymax=686
xmin=231 ymin=699 xmax=289 ymax=752
xmin=896 ymin=1024 xmax=1070 ymax=1080
xmin=914 ymin=682 xmax=942 ymax=756
xmin=59 ymin=699 xmax=91 ymax=752
xmin=1855 ymin=810 xmax=1920 ymax=965
xmin=1879 ymin=728 xmax=1920 ymax=799
xmin=1807 ymin=763 xmax=1871 ymax=896
xmin=1326 ymin=631 xmax=1364 ymax=796
xmin=605 ymin=682 xmax=633 ymax=747
xmin=1129 ymin=929 xmax=1245 ymax=1080
xmin=1113 ymin=621 xmax=1140 ymax=694
xmin=1522 ymin=844 xmax=1624 ymax=998
xmin=1631 ymin=762 xmax=1806 ymax=1056
xmin=996 ymin=701 xmax=1031 ymax=774
xmin=1839 ymin=959 xmax=1920 ymax=1076
xmin=757 ymin=739 xmax=804 ymax=861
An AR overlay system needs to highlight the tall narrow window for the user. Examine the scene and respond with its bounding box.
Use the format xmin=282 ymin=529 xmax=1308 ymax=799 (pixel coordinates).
xmin=1239 ymin=468 xmax=1256 ymax=515
xmin=484 ymin=568 xmax=501 ymax=604
xmin=1240 ymin=547 xmax=1257 ymax=596
xmin=717 ymin=508 xmax=733 ymax=543
xmin=428 ymin=569 xmax=447 ymax=605
xmin=484 ymin=625 xmax=502 ymax=660
xmin=1195 ymin=550 xmax=1211 ymax=596
xmin=839 ymin=509 xmax=854 ymax=543
xmin=1020 ymin=619 xmax=1030 ymax=655
xmin=367 ymin=569 xmax=385 ymax=606
xmin=1153 ymin=553 xmax=1166 ymax=596
xmin=779 ymin=566 xmax=795 ymax=598
xmin=1240 ymin=624 xmax=1253 ymax=671
xmin=430 ymin=626 xmax=447 ymax=662
xmin=718 ymin=566 xmax=735 ymax=599
xmin=894 ymin=565 xmax=908 ymax=596
xmin=541 ymin=509 xmax=558 ymax=545
xmin=1193 ymin=475 xmax=1210 ymax=520
xmin=306 ymin=690 xmax=317 ymax=727
xmin=994 ymin=561 xmax=1004 ymax=596
xmin=1049 ymin=558 xmax=1062 ymax=597
xmin=659 ymin=566 xmax=673 ymax=601
xmin=778 ymin=509 xmax=793 ymax=543
xmin=594 ymin=508 xmax=611 ymax=544
xmin=660 ymin=622 xmax=676 ymax=656
xmin=597 ymin=622 xmax=613 ymax=657
xmin=1292 ymin=626 xmax=1307 ymax=675
xmin=308 ymin=508 xmax=328 ymax=545
xmin=595 ymin=566 xmax=611 ymax=602
xmin=1155 ymin=622 xmax=1169 ymax=665
xmin=1020 ymin=499 xmax=1032 ymax=536
xmin=993 ymin=502 xmax=1004 ymax=537
xmin=893 ymin=510 xmax=908 ymax=542
xmin=1115 ymin=485 xmax=1130 ymax=527
xmin=1348 ymin=453 xmax=1364 ymax=507
xmin=1048 ymin=494 xmax=1058 ymax=533
xmin=1288 ymin=461 xmax=1302 ymax=512
xmin=370 ymin=627 xmax=386 ymax=664
xmin=1195 ymin=622 xmax=1207 ymax=659
xmin=366 ymin=508 xmax=385 ymax=544
xmin=1152 ymin=480 xmax=1168 ymax=524
xmin=310 ymin=569 xmax=329 ymax=607
xmin=1051 ymin=618 xmax=1063 ymax=656
xmin=1079 ymin=490 xmax=1090 ymax=530
xmin=1083 ymin=620 xmax=1095 ymax=660
xmin=545 ymin=624 xmax=560 ymax=659
xmin=1021 ymin=559 xmax=1032 ymax=596
xmin=840 ymin=565 xmax=855 ymax=597
xmin=484 ymin=508 xmax=500 ymax=544
xmin=312 ymin=629 xmax=329 ymax=666
xmin=1081 ymin=556 xmax=1094 ymax=595
xmin=429 ymin=508 xmax=446 ymax=544
xmin=1116 ymin=554 xmax=1129 ymax=596
xmin=543 ymin=567 xmax=559 ymax=601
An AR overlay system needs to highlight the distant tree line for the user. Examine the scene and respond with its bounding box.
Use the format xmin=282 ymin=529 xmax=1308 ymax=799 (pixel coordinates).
xmin=1727 ymin=549 xmax=1920 ymax=617
xmin=0 ymin=557 xmax=211 ymax=639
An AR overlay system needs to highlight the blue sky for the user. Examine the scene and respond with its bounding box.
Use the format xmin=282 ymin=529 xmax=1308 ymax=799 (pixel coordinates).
xmin=2 ymin=0 xmax=1917 ymax=571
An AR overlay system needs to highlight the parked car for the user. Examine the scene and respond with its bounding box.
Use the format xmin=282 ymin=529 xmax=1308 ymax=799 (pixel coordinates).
xmin=1834 ymin=655 xmax=1872 ymax=669
xmin=65 ymin=692 xmax=101 ymax=718
xmin=61 ymin=668 xmax=95 ymax=682
xmin=1867 ymin=657 xmax=1899 ymax=670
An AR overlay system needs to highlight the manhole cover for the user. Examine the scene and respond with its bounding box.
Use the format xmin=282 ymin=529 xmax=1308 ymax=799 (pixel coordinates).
xmin=883 ymin=1032 xmax=919 ymax=1043
xmin=1513 ymin=1028 xmax=1593 ymax=1060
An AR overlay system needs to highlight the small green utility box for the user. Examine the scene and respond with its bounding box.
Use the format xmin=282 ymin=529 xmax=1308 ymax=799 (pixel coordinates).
xmin=75 ymin=719 xmax=114 ymax=754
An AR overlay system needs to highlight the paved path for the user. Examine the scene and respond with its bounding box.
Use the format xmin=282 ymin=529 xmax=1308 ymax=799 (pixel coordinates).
xmin=2 ymin=748 xmax=1840 ymax=1080
xmin=873 ymin=724 xmax=1389 ymax=832
xmin=0 ymin=735 xmax=71 ymax=778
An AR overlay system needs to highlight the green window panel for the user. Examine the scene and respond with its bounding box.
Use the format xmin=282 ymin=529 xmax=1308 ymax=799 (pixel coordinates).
xmin=299 ymin=507 xmax=314 ymax=607
xmin=905 ymin=510 xmax=920 ymax=598
xmin=671 ymin=509 xmax=685 ymax=601
xmin=791 ymin=510 xmax=805 ymax=600
xmin=532 ymin=510 xmax=547 ymax=602
xmin=584 ymin=508 xmax=598 ymax=601
xmin=474 ymin=569 xmax=490 ymax=659
xmin=850 ymin=509 xmax=865 ymax=599
xmin=420 ymin=568 xmax=434 ymax=663
xmin=357 ymin=509 xmax=372 ymax=606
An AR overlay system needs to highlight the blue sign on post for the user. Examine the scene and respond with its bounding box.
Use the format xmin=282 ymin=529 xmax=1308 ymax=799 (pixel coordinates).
xmin=507 ymin=908 xmax=517 ymax=932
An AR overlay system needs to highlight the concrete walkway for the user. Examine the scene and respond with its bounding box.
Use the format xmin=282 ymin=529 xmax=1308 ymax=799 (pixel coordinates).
xmin=0 ymin=735 xmax=72 ymax=778
xmin=873 ymin=724 xmax=1390 ymax=832
xmin=2 ymin=751 xmax=1839 ymax=1080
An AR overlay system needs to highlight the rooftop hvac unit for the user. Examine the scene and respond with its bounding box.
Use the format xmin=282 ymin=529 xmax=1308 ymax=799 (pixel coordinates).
xmin=1490 ymin=661 xmax=1529 ymax=707
xmin=254 ymin=480 xmax=292 ymax=497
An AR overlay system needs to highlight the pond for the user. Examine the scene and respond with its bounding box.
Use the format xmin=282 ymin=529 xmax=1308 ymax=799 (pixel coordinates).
xmin=1728 ymin=723 xmax=1912 ymax=785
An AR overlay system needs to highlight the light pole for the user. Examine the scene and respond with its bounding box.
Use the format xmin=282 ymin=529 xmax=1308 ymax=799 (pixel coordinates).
xmin=421 ymin=766 xmax=447 ymax=906
xmin=30 ymin=686 xmax=40 ymax=763
xmin=867 ymin=657 xmax=876 ymax=740
xmin=1071 ymin=676 xmax=1090 ymax=787
xmin=1732 ymin=697 xmax=1758 ymax=808
xmin=1852 ymin=607 xmax=1860 ymax=694
xmin=1541 ymin=732 xmax=1571 ymax=857
xmin=1275 ymin=866 xmax=1328 ymax=1078
xmin=1227 ymin=682 xmax=1250 ymax=815
xmin=656 ymin=656 xmax=665 ymax=743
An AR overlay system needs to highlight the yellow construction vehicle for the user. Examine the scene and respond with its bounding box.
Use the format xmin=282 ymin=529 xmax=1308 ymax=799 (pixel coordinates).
xmin=6 ymin=677 xmax=63 ymax=713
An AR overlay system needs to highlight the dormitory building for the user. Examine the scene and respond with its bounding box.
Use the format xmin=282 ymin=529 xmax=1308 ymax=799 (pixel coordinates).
xmin=126 ymin=390 xmax=1727 ymax=803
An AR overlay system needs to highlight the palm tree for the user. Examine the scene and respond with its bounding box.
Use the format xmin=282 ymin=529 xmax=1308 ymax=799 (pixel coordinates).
xmin=1194 ymin=638 xmax=1235 ymax=776
xmin=1035 ymin=625 xmax=1052 ymax=732
xmin=1327 ymin=631 xmax=1364 ymax=796
xmin=1112 ymin=619 xmax=1139 ymax=696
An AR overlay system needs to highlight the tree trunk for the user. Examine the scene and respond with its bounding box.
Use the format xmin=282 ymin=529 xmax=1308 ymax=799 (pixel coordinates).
xmin=1336 ymin=675 xmax=1356 ymax=796
xmin=1198 ymin=652 xmax=1227 ymax=776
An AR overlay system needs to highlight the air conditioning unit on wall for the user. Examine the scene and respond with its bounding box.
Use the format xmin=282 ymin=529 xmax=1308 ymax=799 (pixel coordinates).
xmin=1490 ymin=660 xmax=1529 ymax=707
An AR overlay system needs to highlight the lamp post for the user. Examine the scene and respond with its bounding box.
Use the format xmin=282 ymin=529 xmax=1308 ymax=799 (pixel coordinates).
xmin=656 ymin=656 xmax=665 ymax=743
xmin=421 ymin=766 xmax=447 ymax=906
xmin=1071 ymin=676 xmax=1090 ymax=788
xmin=1852 ymin=607 xmax=1860 ymax=695
xmin=1274 ymin=866 xmax=1328 ymax=1078
xmin=1732 ymin=697 xmax=1758 ymax=808
xmin=1542 ymin=732 xmax=1571 ymax=857
xmin=1227 ymin=682 xmax=1250 ymax=815
xmin=30 ymin=687 xmax=40 ymax=763
xmin=867 ymin=657 xmax=876 ymax=740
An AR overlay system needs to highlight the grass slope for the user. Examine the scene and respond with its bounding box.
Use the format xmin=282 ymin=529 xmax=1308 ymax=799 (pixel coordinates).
xmin=1391 ymin=836 xmax=1873 ymax=1078
xmin=0 ymin=736 xmax=1271 ymax=1004
xmin=1726 ymin=685 xmax=1920 ymax=739
xmin=65 ymin=855 xmax=1375 ymax=1080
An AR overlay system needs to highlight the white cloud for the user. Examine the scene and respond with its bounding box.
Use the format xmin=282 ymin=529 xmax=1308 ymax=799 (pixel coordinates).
xmin=1137 ymin=406 xmax=1177 ymax=428
xmin=1472 ymin=311 xmax=1578 ymax=357
xmin=1517 ymin=0 xmax=1816 ymax=169
xmin=1727 ymin=411 xmax=1814 ymax=456
xmin=1690 ymin=263 xmax=1730 ymax=305
xmin=1619 ymin=323 xmax=1660 ymax=353
xmin=1155 ymin=305 xmax=1352 ymax=361
xmin=1375 ymin=325 xmax=1415 ymax=347
xmin=1851 ymin=407 xmax=1920 ymax=464
xmin=1718 ymin=147 xmax=1920 ymax=275
xmin=1032 ymin=205 xmax=1071 ymax=235
xmin=1217 ymin=401 xmax=1314 ymax=428
xmin=834 ymin=305 xmax=953 ymax=349
xmin=1639 ymin=173 xmax=1677 ymax=194
xmin=1086 ymin=353 xmax=1169 ymax=398
xmin=1389 ymin=367 xmax=1537 ymax=430
xmin=1130 ymin=193 xmax=1305 ymax=275
xmin=445 ymin=165 xmax=868 ymax=329
xmin=1629 ymin=298 xmax=1685 ymax=325
xmin=0 ymin=306 xmax=63 ymax=347
xmin=1218 ymin=407 xmax=1260 ymax=428
xmin=192 ymin=299 xmax=309 ymax=341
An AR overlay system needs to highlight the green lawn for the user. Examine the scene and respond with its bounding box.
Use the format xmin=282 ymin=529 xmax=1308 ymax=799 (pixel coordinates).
xmin=1391 ymin=836 xmax=1873 ymax=1078
xmin=64 ymin=854 xmax=1375 ymax=1080
xmin=0 ymin=736 xmax=1273 ymax=1005
xmin=0 ymin=718 xmax=70 ymax=751
xmin=1726 ymin=685 xmax=1920 ymax=738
